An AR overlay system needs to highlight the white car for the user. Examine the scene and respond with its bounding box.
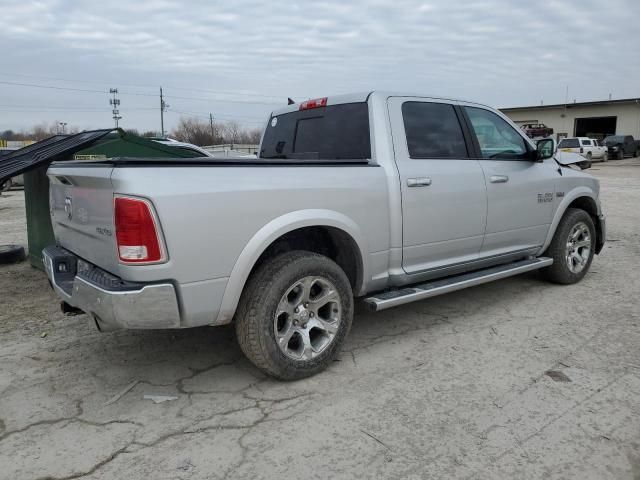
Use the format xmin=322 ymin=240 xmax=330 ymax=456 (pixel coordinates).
xmin=557 ymin=137 xmax=608 ymax=162
xmin=150 ymin=138 xmax=213 ymax=157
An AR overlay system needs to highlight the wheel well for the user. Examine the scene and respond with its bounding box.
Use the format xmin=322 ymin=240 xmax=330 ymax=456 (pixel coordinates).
xmin=250 ymin=226 xmax=362 ymax=291
xmin=566 ymin=196 xmax=602 ymax=245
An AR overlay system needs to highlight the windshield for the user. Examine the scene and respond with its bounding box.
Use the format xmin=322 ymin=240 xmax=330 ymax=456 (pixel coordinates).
xmin=260 ymin=102 xmax=371 ymax=160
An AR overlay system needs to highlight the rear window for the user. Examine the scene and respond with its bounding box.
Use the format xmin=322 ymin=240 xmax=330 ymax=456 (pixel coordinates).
xmin=558 ymin=139 xmax=579 ymax=148
xmin=259 ymin=102 xmax=371 ymax=160
xmin=402 ymin=102 xmax=468 ymax=159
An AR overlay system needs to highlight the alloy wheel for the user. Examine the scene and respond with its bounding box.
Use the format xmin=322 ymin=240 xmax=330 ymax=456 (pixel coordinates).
xmin=274 ymin=276 xmax=341 ymax=360
xmin=565 ymin=222 xmax=591 ymax=274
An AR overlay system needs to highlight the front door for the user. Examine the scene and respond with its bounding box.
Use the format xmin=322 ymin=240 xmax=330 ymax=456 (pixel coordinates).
xmin=462 ymin=105 xmax=555 ymax=256
xmin=388 ymin=97 xmax=487 ymax=275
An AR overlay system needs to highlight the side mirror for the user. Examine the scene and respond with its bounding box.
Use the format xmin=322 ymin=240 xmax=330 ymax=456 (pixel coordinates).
xmin=535 ymin=138 xmax=554 ymax=161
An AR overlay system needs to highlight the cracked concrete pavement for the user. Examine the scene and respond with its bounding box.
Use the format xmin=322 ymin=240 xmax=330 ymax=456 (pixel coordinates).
xmin=1 ymin=159 xmax=639 ymax=479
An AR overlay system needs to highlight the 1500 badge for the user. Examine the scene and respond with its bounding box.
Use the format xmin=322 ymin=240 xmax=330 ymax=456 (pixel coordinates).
xmin=538 ymin=192 xmax=553 ymax=203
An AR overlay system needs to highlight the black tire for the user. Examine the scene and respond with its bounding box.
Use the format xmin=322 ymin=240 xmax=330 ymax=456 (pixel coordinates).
xmin=577 ymin=160 xmax=591 ymax=170
xmin=617 ymin=149 xmax=624 ymax=160
xmin=541 ymin=208 xmax=595 ymax=284
xmin=586 ymin=152 xmax=592 ymax=162
xmin=235 ymin=250 xmax=353 ymax=380
xmin=1 ymin=179 xmax=11 ymax=192
xmin=635 ymin=149 xmax=640 ymax=158
xmin=602 ymin=152 xmax=608 ymax=162
xmin=0 ymin=245 xmax=26 ymax=265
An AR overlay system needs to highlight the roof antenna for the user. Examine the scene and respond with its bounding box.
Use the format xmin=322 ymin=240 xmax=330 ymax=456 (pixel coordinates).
xmin=287 ymin=98 xmax=295 ymax=105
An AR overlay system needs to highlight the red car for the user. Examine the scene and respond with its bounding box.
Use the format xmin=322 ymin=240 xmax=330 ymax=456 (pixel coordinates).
xmin=520 ymin=123 xmax=554 ymax=138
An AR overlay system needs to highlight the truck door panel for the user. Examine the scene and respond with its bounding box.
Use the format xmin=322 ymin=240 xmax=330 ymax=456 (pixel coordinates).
xmin=388 ymin=98 xmax=487 ymax=275
xmin=462 ymin=105 xmax=554 ymax=255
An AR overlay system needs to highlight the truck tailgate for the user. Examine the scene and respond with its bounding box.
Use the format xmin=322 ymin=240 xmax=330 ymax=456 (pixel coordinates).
xmin=48 ymin=165 xmax=120 ymax=274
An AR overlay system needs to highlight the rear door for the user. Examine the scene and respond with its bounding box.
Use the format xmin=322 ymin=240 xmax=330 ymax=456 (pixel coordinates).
xmin=461 ymin=105 xmax=555 ymax=256
xmin=388 ymin=97 xmax=487 ymax=274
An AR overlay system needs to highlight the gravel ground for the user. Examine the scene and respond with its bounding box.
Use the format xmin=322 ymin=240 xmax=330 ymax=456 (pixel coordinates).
xmin=0 ymin=160 xmax=639 ymax=480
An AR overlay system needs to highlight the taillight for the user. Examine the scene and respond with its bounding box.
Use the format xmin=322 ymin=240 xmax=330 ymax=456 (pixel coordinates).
xmin=299 ymin=97 xmax=327 ymax=111
xmin=580 ymin=147 xmax=584 ymax=153
xmin=114 ymin=196 xmax=165 ymax=264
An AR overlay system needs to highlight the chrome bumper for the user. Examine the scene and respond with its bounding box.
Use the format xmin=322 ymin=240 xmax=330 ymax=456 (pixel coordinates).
xmin=43 ymin=246 xmax=181 ymax=331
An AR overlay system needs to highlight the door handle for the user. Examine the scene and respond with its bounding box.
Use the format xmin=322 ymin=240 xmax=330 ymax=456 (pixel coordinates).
xmin=407 ymin=177 xmax=432 ymax=187
xmin=490 ymin=175 xmax=509 ymax=183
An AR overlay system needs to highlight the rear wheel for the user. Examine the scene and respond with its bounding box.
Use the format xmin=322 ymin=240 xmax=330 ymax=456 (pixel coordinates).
xmin=235 ymin=250 xmax=353 ymax=380
xmin=542 ymin=208 xmax=595 ymax=284
xmin=586 ymin=152 xmax=592 ymax=161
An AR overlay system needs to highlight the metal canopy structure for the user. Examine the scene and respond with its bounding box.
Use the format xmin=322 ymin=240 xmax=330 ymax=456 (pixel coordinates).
xmin=0 ymin=129 xmax=115 ymax=184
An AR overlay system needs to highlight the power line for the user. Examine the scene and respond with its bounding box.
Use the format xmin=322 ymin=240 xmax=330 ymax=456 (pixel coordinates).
xmin=0 ymin=104 xmax=157 ymax=112
xmin=169 ymin=109 xmax=265 ymax=125
xmin=0 ymin=79 xmax=282 ymax=105
xmin=0 ymin=80 xmax=110 ymax=95
xmin=0 ymin=102 xmax=265 ymax=123
xmin=0 ymin=71 xmax=295 ymax=100
xmin=167 ymin=107 xmax=264 ymax=121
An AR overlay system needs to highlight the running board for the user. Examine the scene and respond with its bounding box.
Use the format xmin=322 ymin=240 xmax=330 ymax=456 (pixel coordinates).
xmin=364 ymin=257 xmax=553 ymax=312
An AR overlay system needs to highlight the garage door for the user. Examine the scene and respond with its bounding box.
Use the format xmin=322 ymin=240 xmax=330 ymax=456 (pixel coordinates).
xmin=574 ymin=116 xmax=617 ymax=139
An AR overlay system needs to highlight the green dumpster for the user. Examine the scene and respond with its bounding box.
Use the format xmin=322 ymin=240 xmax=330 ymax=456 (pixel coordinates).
xmin=22 ymin=131 xmax=202 ymax=269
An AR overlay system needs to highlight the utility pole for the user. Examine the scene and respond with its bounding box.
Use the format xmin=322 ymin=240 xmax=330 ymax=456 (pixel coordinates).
xmin=109 ymin=88 xmax=121 ymax=128
xmin=209 ymin=113 xmax=215 ymax=143
xmin=160 ymin=87 xmax=169 ymax=138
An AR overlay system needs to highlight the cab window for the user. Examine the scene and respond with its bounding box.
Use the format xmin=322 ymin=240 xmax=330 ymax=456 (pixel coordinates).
xmin=402 ymin=102 xmax=468 ymax=159
xmin=464 ymin=107 xmax=528 ymax=159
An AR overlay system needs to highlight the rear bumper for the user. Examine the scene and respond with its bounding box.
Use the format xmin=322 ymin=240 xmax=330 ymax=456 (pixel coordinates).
xmin=43 ymin=246 xmax=181 ymax=331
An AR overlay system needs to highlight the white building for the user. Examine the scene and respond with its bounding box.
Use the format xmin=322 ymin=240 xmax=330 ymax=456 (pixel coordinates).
xmin=501 ymin=97 xmax=640 ymax=141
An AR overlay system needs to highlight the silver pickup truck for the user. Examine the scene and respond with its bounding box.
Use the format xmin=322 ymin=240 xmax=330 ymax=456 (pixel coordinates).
xmin=44 ymin=91 xmax=605 ymax=379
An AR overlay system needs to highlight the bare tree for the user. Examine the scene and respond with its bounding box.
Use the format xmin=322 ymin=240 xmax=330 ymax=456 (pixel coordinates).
xmin=171 ymin=118 xmax=212 ymax=145
xmin=169 ymin=117 xmax=259 ymax=146
xmin=241 ymin=128 xmax=262 ymax=144
xmin=223 ymin=120 xmax=241 ymax=145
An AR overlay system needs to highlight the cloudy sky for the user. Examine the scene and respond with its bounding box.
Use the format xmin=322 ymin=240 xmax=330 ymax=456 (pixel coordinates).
xmin=1 ymin=0 xmax=639 ymax=134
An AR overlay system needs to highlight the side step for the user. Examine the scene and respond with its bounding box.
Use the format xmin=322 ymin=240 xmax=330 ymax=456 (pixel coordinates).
xmin=364 ymin=257 xmax=553 ymax=312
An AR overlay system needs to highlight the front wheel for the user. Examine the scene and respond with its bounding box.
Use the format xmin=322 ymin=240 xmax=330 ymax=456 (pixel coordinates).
xmin=542 ymin=208 xmax=595 ymax=284
xmin=617 ymin=149 xmax=624 ymax=160
xmin=235 ymin=250 xmax=353 ymax=380
xmin=602 ymin=152 xmax=608 ymax=162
